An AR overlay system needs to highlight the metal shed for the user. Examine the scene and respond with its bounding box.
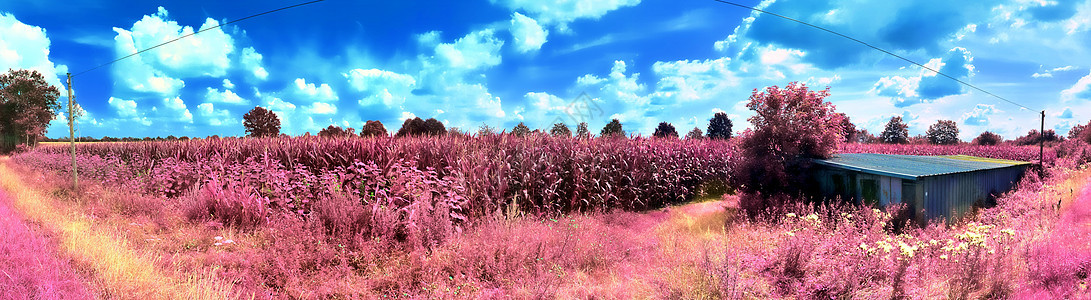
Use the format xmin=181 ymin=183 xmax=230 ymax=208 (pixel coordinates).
xmin=812 ymin=153 xmax=1030 ymax=223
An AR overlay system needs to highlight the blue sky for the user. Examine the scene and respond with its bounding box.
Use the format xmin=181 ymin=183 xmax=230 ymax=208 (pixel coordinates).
xmin=2 ymin=0 xmax=1091 ymax=140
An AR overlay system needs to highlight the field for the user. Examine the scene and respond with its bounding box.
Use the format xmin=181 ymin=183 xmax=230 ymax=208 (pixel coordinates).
xmin=2 ymin=136 xmax=1091 ymax=298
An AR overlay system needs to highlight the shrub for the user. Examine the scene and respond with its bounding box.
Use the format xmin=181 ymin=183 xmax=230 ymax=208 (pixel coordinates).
xmin=1014 ymin=129 xmax=1061 ymax=146
xmin=653 ymin=122 xmax=678 ymax=139
xmin=880 ymin=116 xmax=909 ymax=144
xmin=707 ymin=112 xmax=733 ymax=140
xmin=183 ymin=180 xmax=268 ymax=229
xmin=317 ymin=125 xmax=353 ymax=138
xmin=926 ymin=120 xmax=960 ymax=145
xmin=973 ymin=131 xmax=1003 ymax=145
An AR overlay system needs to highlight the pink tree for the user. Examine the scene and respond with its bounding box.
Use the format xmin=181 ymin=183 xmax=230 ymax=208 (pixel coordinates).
xmin=733 ymin=82 xmax=845 ymax=212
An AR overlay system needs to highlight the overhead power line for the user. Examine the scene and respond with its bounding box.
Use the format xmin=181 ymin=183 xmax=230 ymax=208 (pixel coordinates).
xmin=73 ymin=0 xmax=329 ymax=77
xmin=707 ymin=0 xmax=1037 ymax=112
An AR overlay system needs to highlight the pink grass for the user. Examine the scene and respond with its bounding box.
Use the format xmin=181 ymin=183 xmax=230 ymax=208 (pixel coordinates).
xmin=0 ymin=191 xmax=93 ymax=299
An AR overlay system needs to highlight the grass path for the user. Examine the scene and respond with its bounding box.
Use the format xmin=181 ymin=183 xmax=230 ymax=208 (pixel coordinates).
xmin=0 ymin=157 xmax=231 ymax=299
xmin=0 ymin=189 xmax=93 ymax=298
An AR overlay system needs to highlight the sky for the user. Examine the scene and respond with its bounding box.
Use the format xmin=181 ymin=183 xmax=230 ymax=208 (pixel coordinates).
xmin=2 ymin=0 xmax=1091 ymax=140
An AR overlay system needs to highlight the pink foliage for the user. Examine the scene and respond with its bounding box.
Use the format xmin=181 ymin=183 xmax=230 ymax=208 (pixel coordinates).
xmin=0 ymin=192 xmax=92 ymax=299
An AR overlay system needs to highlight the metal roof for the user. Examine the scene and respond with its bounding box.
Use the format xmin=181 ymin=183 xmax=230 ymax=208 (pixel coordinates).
xmin=813 ymin=153 xmax=1031 ymax=180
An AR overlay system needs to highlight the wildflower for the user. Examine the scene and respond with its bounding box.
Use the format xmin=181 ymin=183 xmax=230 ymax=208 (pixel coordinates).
xmin=785 ymin=231 xmax=796 ymax=237
xmin=214 ymin=236 xmax=223 ymax=241
xmin=786 ymin=213 xmax=797 ymax=218
xmin=929 ymin=239 xmax=939 ymax=246
xmin=1001 ymin=229 xmax=1016 ymax=236
xmin=224 ymin=239 xmax=234 ymax=244
xmin=214 ymin=242 xmax=223 ymax=246
xmin=940 ymin=254 xmax=948 ymax=260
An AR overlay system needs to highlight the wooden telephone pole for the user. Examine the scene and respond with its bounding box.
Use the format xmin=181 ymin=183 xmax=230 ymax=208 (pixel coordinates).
xmin=66 ymin=73 xmax=77 ymax=188
xmin=1040 ymin=110 xmax=1045 ymax=165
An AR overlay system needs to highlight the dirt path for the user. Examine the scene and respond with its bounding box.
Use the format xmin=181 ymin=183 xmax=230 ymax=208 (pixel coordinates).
xmin=0 ymin=189 xmax=93 ymax=299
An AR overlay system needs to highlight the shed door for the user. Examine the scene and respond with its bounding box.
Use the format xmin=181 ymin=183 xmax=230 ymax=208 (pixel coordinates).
xmin=879 ymin=177 xmax=902 ymax=206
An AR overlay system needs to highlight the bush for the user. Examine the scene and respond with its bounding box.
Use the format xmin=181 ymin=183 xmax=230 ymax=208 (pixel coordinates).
xmin=1014 ymin=129 xmax=1061 ymax=146
xmin=183 ymin=180 xmax=268 ymax=229
xmin=685 ymin=127 xmax=704 ymax=140
xmin=973 ymin=131 xmax=1003 ymax=145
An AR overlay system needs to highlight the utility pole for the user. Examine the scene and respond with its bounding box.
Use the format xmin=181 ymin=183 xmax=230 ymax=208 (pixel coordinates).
xmin=66 ymin=73 xmax=77 ymax=189
xmin=1040 ymin=110 xmax=1045 ymax=166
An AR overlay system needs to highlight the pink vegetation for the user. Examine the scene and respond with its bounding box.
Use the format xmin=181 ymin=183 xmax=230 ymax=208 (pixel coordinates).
xmin=0 ymin=191 xmax=93 ymax=299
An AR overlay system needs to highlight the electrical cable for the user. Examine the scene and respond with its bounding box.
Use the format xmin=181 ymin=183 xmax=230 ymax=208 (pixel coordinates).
xmin=708 ymin=0 xmax=1038 ymax=112
xmin=73 ymin=0 xmax=328 ymax=77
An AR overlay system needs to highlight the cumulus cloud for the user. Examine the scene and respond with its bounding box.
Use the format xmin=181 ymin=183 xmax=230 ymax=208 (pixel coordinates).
xmin=222 ymin=79 xmax=235 ymax=89
xmin=1059 ymin=106 xmax=1074 ymax=119
xmin=962 ymin=104 xmax=1000 ymax=126
xmin=344 ymin=68 xmax=416 ymax=107
xmin=433 ymin=29 xmax=504 ymax=70
xmin=490 ymin=0 xmax=641 ymax=31
xmin=196 ymin=102 xmax=233 ymax=126
xmin=204 ymin=88 xmax=247 ymax=105
xmin=509 ymin=12 xmax=548 ymax=53
xmin=291 ymin=78 xmax=338 ymax=102
xmin=158 ymin=97 xmax=193 ymax=123
xmin=306 ymin=102 xmax=337 ymax=115
xmin=116 ymin=7 xmax=234 ymax=78
xmin=240 ymin=47 xmax=268 ymax=80
xmin=108 ymin=97 xmax=140 ymax=118
xmin=872 ymin=47 xmax=975 ymax=107
xmin=0 ymin=13 xmax=68 ymax=90
xmin=649 ymin=57 xmax=737 ymax=103
xmin=1061 ymin=70 xmax=1091 ymax=102
xmin=731 ymin=1 xmax=996 ymax=68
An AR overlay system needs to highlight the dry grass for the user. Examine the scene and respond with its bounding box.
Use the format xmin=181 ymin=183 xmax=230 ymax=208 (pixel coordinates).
xmin=0 ymin=158 xmax=233 ymax=299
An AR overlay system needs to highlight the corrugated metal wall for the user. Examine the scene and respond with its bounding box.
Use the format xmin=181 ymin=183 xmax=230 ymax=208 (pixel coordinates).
xmin=918 ymin=165 xmax=1027 ymax=222
xmin=813 ymin=164 xmax=1027 ymax=223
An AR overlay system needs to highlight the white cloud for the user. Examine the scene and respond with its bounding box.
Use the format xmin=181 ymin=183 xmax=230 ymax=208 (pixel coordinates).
xmin=872 ymin=47 xmax=975 ymax=107
xmin=0 ymin=13 xmax=68 ymax=90
xmin=344 ymin=68 xmax=416 ymax=107
xmin=961 ymin=104 xmax=1000 ymax=126
xmin=160 ymin=97 xmax=193 ymax=123
xmin=204 ymin=88 xmax=247 ymax=105
xmin=118 ymin=7 xmax=234 ymax=78
xmin=306 ymin=102 xmax=337 ymax=115
xmin=433 ymin=29 xmax=504 ymax=70
xmin=509 ymin=12 xmax=548 ymax=53
xmin=222 ymin=79 xmax=234 ymax=89
xmin=291 ymin=78 xmax=338 ymax=102
xmin=490 ymin=0 xmax=641 ymax=31
xmin=240 ymin=47 xmax=268 ymax=80
xmin=650 ymin=57 xmax=737 ymax=103
xmin=1061 ymin=70 xmax=1091 ymax=103
xmin=196 ymin=102 xmax=233 ymax=126
xmin=108 ymin=97 xmax=139 ymax=118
